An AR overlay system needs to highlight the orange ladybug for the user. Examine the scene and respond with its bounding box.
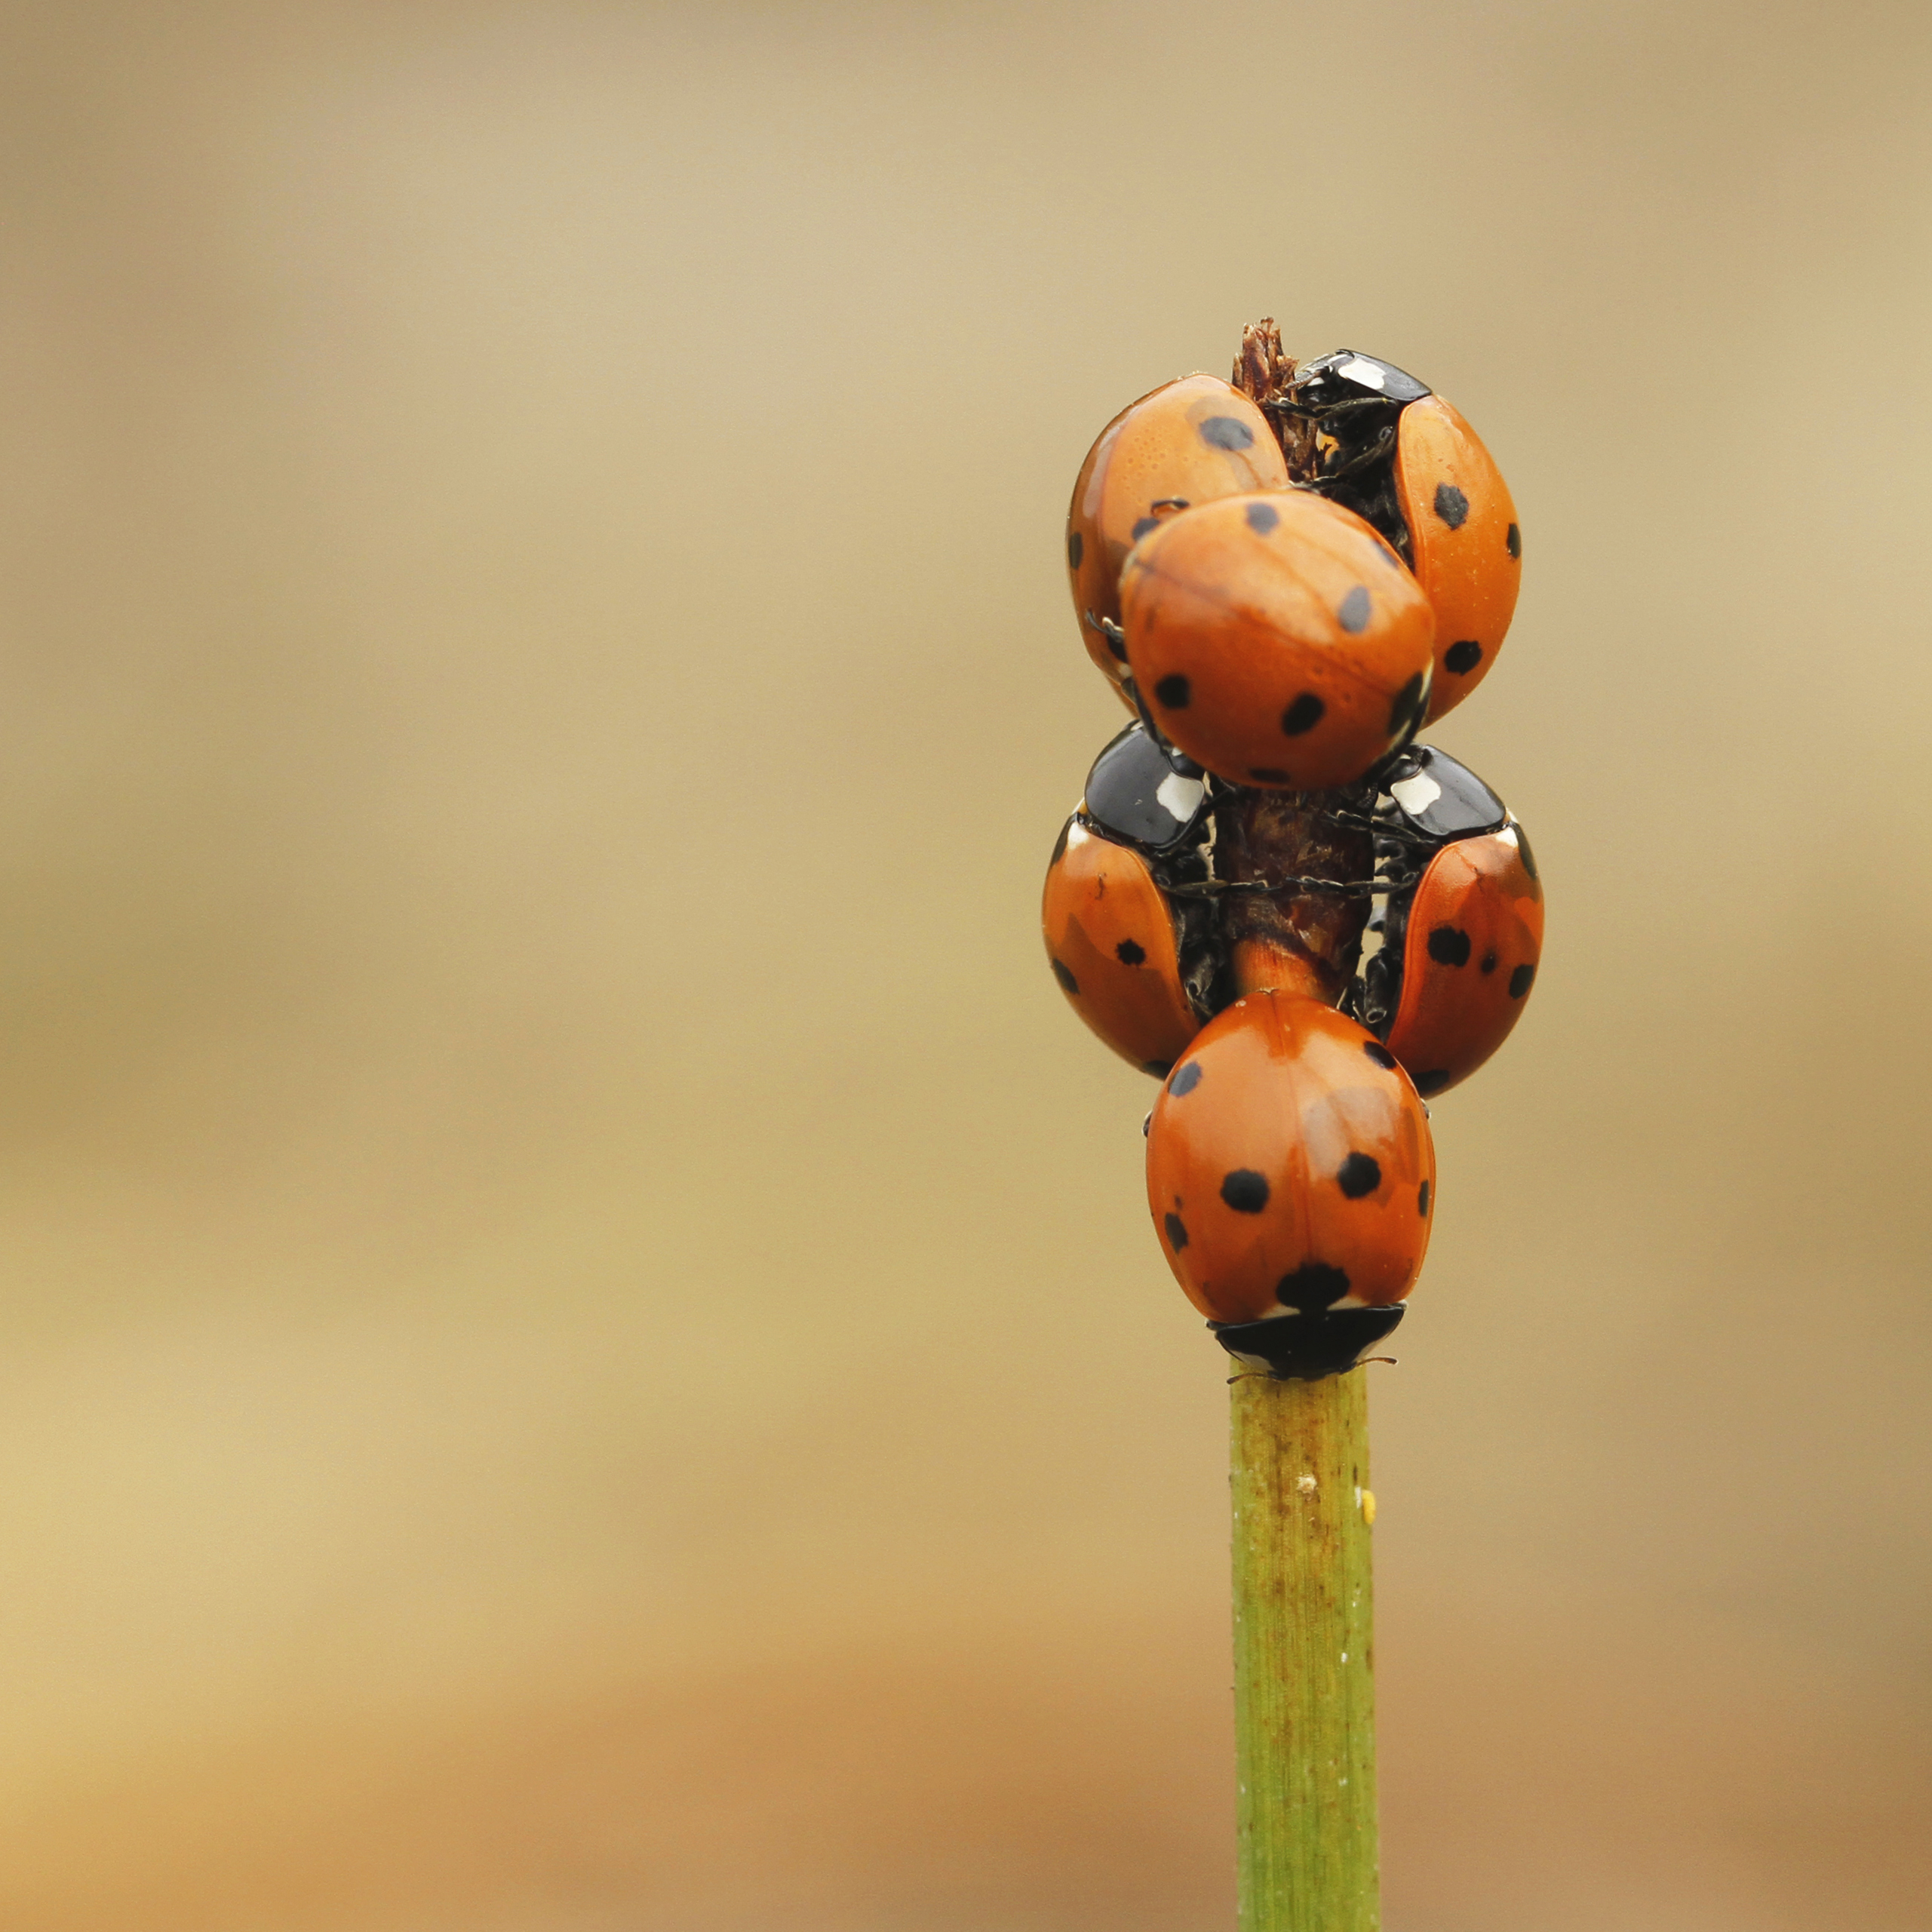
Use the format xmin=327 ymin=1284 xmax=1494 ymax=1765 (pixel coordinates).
xmin=1043 ymin=814 xmax=1209 ymax=1077
xmin=1145 ymin=991 xmax=1435 ymax=1370
xmin=1350 ymin=746 xmax=1544 ymax=1095
xmin=1280 ymin=351 xmax=1520 ymax=723
xmin=1067 ymin=375 xmax=1288 ymax=708
xmin=1120 ymin=490 xmax=1435 ymax=791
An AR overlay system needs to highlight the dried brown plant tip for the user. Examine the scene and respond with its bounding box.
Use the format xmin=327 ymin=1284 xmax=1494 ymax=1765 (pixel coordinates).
xmin=1232 ymin=316 xmax=1315 ymax=478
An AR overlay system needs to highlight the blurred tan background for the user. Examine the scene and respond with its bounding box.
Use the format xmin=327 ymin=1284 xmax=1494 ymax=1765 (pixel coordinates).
xmin=0 ymin=0 xmax=1927 ymax=1925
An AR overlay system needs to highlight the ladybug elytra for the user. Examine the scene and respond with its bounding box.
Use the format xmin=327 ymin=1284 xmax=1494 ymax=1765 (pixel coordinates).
xmin=1042 ymin=813 xmax=1209 ymax=1078
xmin=1120 ymin=490 xmax=1435 ymax=792
xmin=1145 ymin=990 xmax=1435 ymax=1363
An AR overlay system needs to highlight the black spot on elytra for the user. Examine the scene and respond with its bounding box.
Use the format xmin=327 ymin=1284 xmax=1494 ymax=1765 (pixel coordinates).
xmin=1115 ymin=938 xmax=1146 ymax=966
xmin=1154 ymin=674 xmax=1190 ymax=708
xmin=1246 ymin=500 xmax=1280 ymax=536
xmin=1388 ymin=671 xmax=1425 ymax=734
xmin=1050 ymin=819 xmax=1070 ymax=866
xmin=1364 ymin=1040 xmax=1398 ymax=1070
xmin=1276 ymin=1262 xmax=1351 ymax=1313
xmin=1051 ymin=958 xmax=1080 ymax=997
xmin=1221 ymin=1169 xmax=1270 ymax=1214
xmin=1067 ymin=530 xmax=1083 ymax=570
xmin=1506 ymin=521 xmax=1522 ymax=558
xmin=1281 ymin=693 xmax=1325 ymax=736
xmin=1445 ymin=639 xmax=1483 ymax=674
xmin=1169 ymin=1061 xmax=1203 ymax=1097
xmin=1480 ymin=950 xmax=1497 ymax=974
xmin=1337 ymin=1153 xmax=1381 ymax=1199
xmin=1414 ymin=1069 xmax=1450 ymax=1095
xmin=1418 ymin=1179 xmax=1430 ymax=1216
xmin=1199 ymin=415 xmax=1255 ymax=451
xmin=1131 ymin=517 xmax=1160 ymax=542
xmin=1164 ymin=1212 xmax=1189 ymax=1251
xmin=1143 ymin=1059 xmax=1174 ymax=1079
xmin=1427 ymin=926 xmax=1472 ymax=967
xmin=1513 ymin=825 xmax=1538 ymax=880
xmin=1338 ymin=585 xmax=1371 ymax=634
xmin=1509 ymin=963 xmax=1537 ymax=999
xmin=1433 ymin=483 xmax=1470 ymax=529
xmin=1249 ymin=766 xmax=1292 ymax=783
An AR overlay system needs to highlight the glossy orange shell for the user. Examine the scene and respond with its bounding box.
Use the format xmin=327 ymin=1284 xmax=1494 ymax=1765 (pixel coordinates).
xmin=1067 ymin=376 xmax=1288 ymax=699
xmin=1393 ymin=395 xmax=1521 ymax=723
xmin=1145 ymin=991 xmax=1435 ymax=1323
xmin=1042 ymin=816 xmax=1201 ymax=1077
xmin=1120 ymin=492 xmax=1436 ymax=791
xmin=1385 ymin=823 xmax=1543 ymax=1095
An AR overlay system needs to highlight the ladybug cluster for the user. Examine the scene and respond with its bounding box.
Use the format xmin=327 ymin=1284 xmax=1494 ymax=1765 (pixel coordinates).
xmin=1043 ymin=322 xmax=1544 ymax=1381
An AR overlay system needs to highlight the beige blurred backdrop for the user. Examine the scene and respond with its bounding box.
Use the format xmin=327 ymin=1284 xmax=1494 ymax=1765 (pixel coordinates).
xmin=0 ymin=1 xmax=1927 ymax=1926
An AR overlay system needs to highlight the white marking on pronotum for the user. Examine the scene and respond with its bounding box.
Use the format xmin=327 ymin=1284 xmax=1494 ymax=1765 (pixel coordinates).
xmin=1337 ymin=357 xmax=1386 ymax=389
xmin=1389 ymin=772 xmax=1442 ymax=816
xmin=1155 ymin=772 xmax=1205 ymax=822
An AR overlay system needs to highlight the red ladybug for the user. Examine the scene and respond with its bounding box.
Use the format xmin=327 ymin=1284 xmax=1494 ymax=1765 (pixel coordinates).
xmin=1043 ymin=813 xmax=1209 ymax=1077
xmin=1120 ymin=490 xmax=1435 ymax=791
xmin=1067 ymin=375 xmax=1288 ymax=709
xmin=1145 ymin=991 xmax=1434 ymax=1377
xmin=1347 ymin=745 xmax=1544 ymax=1095
xmin=1280 ymin=352 xmax=1520 ymax=723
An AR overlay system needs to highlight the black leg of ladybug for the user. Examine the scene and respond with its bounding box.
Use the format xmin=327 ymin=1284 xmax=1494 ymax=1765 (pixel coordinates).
xmin=1086 ymin=612 xmax=1130 ymax=664
xmin=1313 ymin=424 xmax=1399 ymax=488
xmin=1263 ymin=395 xmax=1396 ymax=427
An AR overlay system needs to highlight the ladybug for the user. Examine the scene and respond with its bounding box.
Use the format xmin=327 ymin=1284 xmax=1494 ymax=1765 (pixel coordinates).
xmin=1067 ymin=375 xmax=1287 ymax=709
xmin=1346 ymin=745 xmax=1544 ymax=1095
xmin=1043 ymin=812 xmax=1211 ymax=1078
xmin=1146 ymin=991 xmax=1434 ymax=1378
xmin=1120 ymin=490 xmax=1435 ymax=792
xmin=1279 ymin=351 xmax=1521 ymax=723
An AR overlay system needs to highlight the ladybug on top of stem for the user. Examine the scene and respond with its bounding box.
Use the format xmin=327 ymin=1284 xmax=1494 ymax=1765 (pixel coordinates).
xmin=1275 ymin=351 xmax=1520 ymax=723
xmin=1067 ymin=375 xmax=1288 ymax=709
xmin=1345 ymin=745 xmax=1544 ymax=1096
xmin=1146 ymin=990 xmax=1434 ymax=1377
xmin=1120 ymin=490 xmax=1435 ymax=792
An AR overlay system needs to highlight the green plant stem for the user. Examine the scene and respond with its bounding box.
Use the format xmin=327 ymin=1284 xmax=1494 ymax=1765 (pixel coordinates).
xmin=1230 ymin=1365 xmax=1380 ymax=1932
